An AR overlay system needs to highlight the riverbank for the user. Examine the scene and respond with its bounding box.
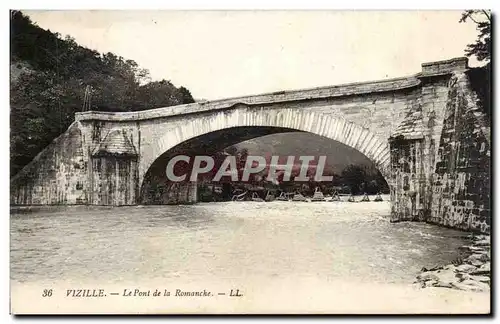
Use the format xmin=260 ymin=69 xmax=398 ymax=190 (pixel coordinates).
xmin=415 ymin=234 xmax=490 ymax=292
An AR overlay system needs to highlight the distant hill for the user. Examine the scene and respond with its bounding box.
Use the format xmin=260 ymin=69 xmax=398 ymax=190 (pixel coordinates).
xmin=235 ymin=132 xmax=375 ymax=175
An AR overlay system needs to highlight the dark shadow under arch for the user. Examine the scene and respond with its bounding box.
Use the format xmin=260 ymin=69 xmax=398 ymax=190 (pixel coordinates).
xmin=139 ymin=126 xmax=390 ymax=204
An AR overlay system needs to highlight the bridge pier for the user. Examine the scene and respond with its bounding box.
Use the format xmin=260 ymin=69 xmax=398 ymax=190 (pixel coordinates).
xmin=389 ymin=137 xmax=427 ymax=222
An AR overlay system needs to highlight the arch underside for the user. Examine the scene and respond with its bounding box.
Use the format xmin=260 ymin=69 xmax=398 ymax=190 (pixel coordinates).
xmin=140 ymin=127 xmax=299 ymax=203
xmin=139 ymin=108 xmax=392 ymax=204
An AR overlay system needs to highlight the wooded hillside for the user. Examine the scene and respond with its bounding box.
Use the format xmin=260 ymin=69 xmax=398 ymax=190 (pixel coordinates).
xmin=10 ymin=10 xmax=195 ymax=176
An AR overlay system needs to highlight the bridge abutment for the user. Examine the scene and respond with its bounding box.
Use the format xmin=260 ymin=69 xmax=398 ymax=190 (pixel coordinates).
xmin=387 ymin=61 xmax=490 ymax=233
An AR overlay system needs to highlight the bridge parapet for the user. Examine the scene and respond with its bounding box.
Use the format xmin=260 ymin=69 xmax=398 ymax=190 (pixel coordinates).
xmin=75 ymin=57 xmax=469 ymax=122
xmin=421 ymin=57 xmax=468 ymax=77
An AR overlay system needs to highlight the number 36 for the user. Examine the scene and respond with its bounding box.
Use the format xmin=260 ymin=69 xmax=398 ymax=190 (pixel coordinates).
xmin=42 ymin=289 xmax=53 ymax=297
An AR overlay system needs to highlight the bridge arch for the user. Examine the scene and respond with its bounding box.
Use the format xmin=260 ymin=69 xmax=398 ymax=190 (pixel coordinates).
xmin=140 ymin=106 xmax=392 ymax=198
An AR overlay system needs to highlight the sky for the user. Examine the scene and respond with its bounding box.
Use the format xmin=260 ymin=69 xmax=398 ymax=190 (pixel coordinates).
xmin=23 ymin=10 xmax=481 ymax=100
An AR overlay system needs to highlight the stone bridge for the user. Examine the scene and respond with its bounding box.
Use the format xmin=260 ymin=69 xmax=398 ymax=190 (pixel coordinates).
xmin=10 ymin=57 xmax=491 ymax=233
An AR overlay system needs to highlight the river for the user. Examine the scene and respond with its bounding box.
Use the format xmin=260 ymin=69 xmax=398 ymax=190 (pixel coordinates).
xmin=10 ymin=200 xmax=490 ymax=314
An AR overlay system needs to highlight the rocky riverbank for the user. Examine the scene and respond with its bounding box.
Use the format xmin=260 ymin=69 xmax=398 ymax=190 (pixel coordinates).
xmin=415 ymin=234 xmax=490 ymax=292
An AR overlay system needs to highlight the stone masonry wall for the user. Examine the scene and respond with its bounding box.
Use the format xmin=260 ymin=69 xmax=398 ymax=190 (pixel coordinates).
xmin=389 ymin=138 xmax=426 ymax=222
xmin=90 ymin=156 xmax=138 ymax=206
xmin=429 ymin=72 xmax=491 ymax=233
xmin=84 ymin=88 xmax=418 ymax=182
xmin=387 ymin=76 xmax=451 ymax=223
xmin=77 ymin=120 xmax=140 ymax=206
xmin=10 ymin=122 xmax=88 ymax=205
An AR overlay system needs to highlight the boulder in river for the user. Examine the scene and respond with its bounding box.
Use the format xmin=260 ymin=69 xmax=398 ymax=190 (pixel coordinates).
xmin=420 ymin=265 xmax=443 ymax=272
xmin=455 ymin=272 xmax=471 ymax=282
xmin=471 ymin=262 xmax=490 ymax=276
xmin=454 ymin=264 xmax=479 ymax=273
xmin=465 ymin=253 xmax=489 ymax=263
xmin=433 ymin=268 xmax=458 ymax=286
xmin=453 ymin=279 xmax=490 ymax=292
xmin=470 ymin=275 xmax=490 ymax=284
xmin=475 ymin=240 xmax=490 ymax=247
xmin=468 ymin=246 xmax=488 ymax=252
xmin=416 ymin=272 xmax=440 ymax=282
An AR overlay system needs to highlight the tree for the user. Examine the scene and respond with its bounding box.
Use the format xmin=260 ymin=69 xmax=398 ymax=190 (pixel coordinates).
xmin=341 ymin=164 xmax=366 ymax=195
xmin=460 ymin=10 xmax=491 ymax=121
xmin=237 ymin=148 xmax=249 ymax=168
xmin=225 ymin=146 xmax=238 ymax=156
xmin=459 ymin=10 xmax=491 ymax=62
xmin=10 ymin=10 xmax=196 ymax=176
xmin=178 ymin=86 xmax=195 ymax=104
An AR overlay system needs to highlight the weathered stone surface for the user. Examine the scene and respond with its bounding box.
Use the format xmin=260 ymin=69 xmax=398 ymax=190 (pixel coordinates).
xmin=421 ymin=57 xmax=468 ymax=75
xmin=93 ymin=129 xmax=138 ymax=156
xmin=10 ymin=122 xmax=87 ymax=205
xmin=467 ymin=259 xmax=486 ymax=267
xmin=391 ymin=102 xmax=425 ymax=139
xmin=453 ymin=279 xmax=490 ymax=292
xmin=455 ymin=271 xmax=471 ymax=282
xmin=454 ymin=264 xmax=479 ymax=273
xmin=427 ymin=71 xmax=491 ymax=233
xmin=10 ymin=57 xmax=491 ymax=233
xmin=471 ymin=262 xmax=490 ymax=276
xmin=470 ymin=275 xmax=490 ymax=283
xmin=466 ymin=253 xmax=489 ymax=263
xmin=433 ymin=268 xmax=457 ymax=285
xmin=416 ymin=272 xmax=440 ymax=282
